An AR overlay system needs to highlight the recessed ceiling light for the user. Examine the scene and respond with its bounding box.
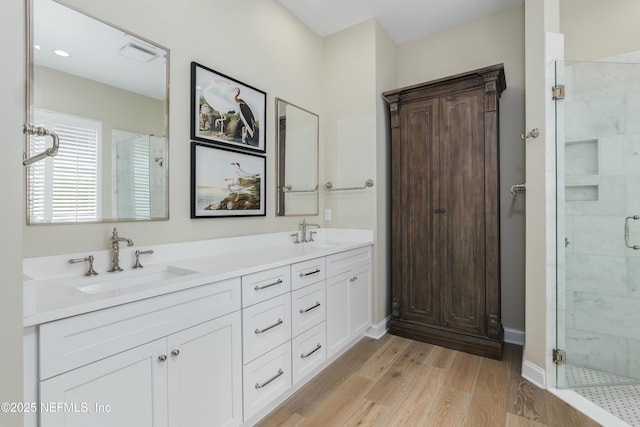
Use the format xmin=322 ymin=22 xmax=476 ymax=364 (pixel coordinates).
xmin=53 ymin=49 xmax=70 ymax=57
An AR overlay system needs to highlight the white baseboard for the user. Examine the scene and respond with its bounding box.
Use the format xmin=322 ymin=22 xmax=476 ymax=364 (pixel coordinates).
xmin=365 ymin=315 xmax=390 ymax=340
xmin=522 ymin=358 xmax=546 ymax=389
xmin=504 ymin=327 xmax=525 ymax=346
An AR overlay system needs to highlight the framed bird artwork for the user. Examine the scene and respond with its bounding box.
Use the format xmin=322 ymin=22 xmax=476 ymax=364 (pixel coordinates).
xmin=191 ymin=62 xmax=266 ymax=153
xmin=191 ymin=142 xmax=266 ymax=218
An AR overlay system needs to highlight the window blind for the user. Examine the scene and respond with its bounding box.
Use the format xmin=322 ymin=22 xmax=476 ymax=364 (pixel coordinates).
xmin=29 ymin=111 xmax=101 ymax=222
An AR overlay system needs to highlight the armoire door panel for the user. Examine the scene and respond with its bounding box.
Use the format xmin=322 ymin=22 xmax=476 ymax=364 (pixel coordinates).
xmin=439 ymin=90 xmax=486 ymax=335
xmin=399 ymin=99 xmax=440 ymax=325
xmin=384 ymin=64 xmax=505 ymax=359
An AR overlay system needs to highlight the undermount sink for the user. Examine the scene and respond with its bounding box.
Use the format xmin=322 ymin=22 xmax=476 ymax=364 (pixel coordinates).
xmin=74 ymin=266 xmax=197 ymax=295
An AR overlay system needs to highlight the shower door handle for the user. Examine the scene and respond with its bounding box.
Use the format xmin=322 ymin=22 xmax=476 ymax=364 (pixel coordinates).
xmin=624 ymin=215 xmax=640 ymax=250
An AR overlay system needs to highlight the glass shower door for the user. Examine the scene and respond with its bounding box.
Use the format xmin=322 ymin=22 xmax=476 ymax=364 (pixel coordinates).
xmin=556 ymin=57 xmax=640 ymax=390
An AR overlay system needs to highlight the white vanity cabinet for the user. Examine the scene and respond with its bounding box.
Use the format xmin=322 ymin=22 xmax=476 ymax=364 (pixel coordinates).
xmin=25 ymin=232 xmax=374 ymax=427
xmin=36 ymin=278 xmax=243 ymax=427
xmin=326 ymin=247 xmax=372 ymax=358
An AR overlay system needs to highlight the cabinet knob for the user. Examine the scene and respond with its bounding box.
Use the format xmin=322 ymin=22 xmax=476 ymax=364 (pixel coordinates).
xmin=349 ymin=276 xmax=358 ymax=282
xmin=158 ymin=354 xmax=167 ymax=362
xmin=171 ymin=349 xmax=180 ymax=357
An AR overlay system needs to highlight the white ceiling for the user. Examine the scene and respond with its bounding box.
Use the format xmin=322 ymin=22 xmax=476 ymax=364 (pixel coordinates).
xmin=33 ymin=0 xmax=167 ymax=100
xmin=276 ymin=0 xmax=524 ymax=44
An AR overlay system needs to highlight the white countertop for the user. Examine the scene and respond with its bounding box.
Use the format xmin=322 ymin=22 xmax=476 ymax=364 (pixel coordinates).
xmin=23 ymin=229 xmax=374 ymax=327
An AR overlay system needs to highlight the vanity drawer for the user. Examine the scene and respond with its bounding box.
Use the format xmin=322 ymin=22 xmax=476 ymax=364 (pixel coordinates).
xmin=292 ymin=322 xmax=326 ymax=385
xmin=242 ymin=265 xmax=291 ymax=308
xmin=243 ymin=341 xmax=292 ymax=421
xmin=242 ymin=293 xmax=291 ymax=364
xmin=291 ymin=281 xmax=325 ymax=337
xmin=326 ymin=247 xmax=371 ymax=278
xmin=39 ymin=277 xmax=241 ymax=380
xmin=291 ymin=257 xmax=325 ymax=291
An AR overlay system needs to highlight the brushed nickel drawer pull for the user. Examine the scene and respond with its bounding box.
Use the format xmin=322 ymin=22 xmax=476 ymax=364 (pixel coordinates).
xmin=254 ymin=318 xmax=283 ymax=334
xmin=300 ymin=343 xmax=322 ymax=359
xmin=254 ymin=278 xmax=283 ymax=291
xmin=299 ymin=268 xmax=321 ymax=278
xmin=254 ymin=369 xmax=284 ymax=389
xmin=299 ymin=302 xmax=321 ymax=314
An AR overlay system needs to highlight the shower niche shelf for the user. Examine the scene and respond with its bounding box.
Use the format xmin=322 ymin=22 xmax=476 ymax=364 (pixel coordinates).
xmin=565 ymin=185 xmax=599 ymax=202
xmin=564 ymin=139 xmax=599 ymax=202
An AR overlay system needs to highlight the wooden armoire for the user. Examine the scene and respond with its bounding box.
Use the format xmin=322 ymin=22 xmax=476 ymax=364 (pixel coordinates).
xmin=383 ymin=64 xmax=506 ymax=359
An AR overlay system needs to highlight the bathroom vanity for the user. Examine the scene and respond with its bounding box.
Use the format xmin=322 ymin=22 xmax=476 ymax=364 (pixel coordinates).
xmin=23 ymin=229 xmax=373 ymax=427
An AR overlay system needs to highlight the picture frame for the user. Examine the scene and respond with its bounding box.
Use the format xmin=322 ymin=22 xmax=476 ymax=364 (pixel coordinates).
xmin=191 ymin=142 xmax=266 ymax=218
xmin=191 ymin=62 xmax=266 ymax=153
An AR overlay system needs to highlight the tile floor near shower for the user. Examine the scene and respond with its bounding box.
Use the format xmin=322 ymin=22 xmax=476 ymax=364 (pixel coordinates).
xmin=566 ymin=364 xmax=640 ymax=426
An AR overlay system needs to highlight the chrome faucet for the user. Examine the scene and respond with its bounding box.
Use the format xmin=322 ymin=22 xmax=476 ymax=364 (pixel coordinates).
xmin=108 ymin=227 xmax=134 ymax=272
xmin=299 ymin=219 xmax=320 ymax=243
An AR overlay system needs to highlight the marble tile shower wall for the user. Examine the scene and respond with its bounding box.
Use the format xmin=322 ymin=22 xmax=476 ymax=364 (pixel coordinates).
xmin=562 ymin=57 xmax=640 ymax=380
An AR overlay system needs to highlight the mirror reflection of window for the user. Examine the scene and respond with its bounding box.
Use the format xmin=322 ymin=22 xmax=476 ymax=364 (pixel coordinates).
xmin=29 ymin=110 xmax=102 ymax=223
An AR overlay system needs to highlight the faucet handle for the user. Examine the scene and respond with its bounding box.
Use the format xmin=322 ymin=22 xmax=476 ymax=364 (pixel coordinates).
xmin=309 ymin=231 xmax=317 ymax=242
xmin=69 ymin=255 xmax=98 ymax=276
xmin=133 ymin=250 xmax=154 ymax=269
xmin=290 ymin=233 xmax=300 ymax=244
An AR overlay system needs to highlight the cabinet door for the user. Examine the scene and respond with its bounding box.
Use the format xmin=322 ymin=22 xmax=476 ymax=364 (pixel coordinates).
xmin=326 ymin=272 xmax=349 ymax=358
xmin=167 ymin=311 xmax=242 ymax=427
xmin=40 ymin=339 xmax=168 ymax=427
xmin=349 ymin=263 xmax=371 ymax=338
xmin=397 ymin=98 xmax=441 ymax=325
xmin=439 ymin=89 xmax=486 ymax=335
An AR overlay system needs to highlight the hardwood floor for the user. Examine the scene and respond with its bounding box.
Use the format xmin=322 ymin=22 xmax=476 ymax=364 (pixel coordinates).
xmin=257 ymin=334 xmax=601 ymax=427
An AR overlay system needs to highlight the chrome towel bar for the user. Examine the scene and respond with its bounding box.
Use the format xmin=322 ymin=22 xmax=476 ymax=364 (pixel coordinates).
xmin=282 ymin=184 xmax=318 ymax=193
xmin=324 ymin=179 xmax=374 ymax=192
xmin=23 ymin=124 xmax=60 ymax=166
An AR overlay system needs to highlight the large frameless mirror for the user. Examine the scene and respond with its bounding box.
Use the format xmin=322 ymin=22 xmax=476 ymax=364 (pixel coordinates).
xmin=26 ymin=0 xmax=169 ymax=224
xmin=275 ymin=98 xmax=319 ymax=216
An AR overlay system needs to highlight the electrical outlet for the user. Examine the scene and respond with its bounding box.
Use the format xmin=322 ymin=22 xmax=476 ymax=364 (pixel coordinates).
xmin=324 ymin=208 xmax=332 ymax=221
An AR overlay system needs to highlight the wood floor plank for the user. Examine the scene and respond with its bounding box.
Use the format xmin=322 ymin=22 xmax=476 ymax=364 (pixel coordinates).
xmin=421 ymin=387 xmax=473 ymax=426
xmin=544 ymin=391 xmax=602 ymax=427
xmin=506 ymin=412 xmax=546 ymax=427
xmin=462 ymin=357 xmax=509 ymax=427
xmin=504 ymin=343 xmax=523 ymax=380
xmin=382 ymin=364 xmax=447 ymax=426
xmin=342 ymin=399 xmax=389 ymax=427
xmin=508 ymin=376 xmax=548 ymax=424
xmin=300 ymin=375 xmax=374 ymax=426
xmin=281 ymin=337 xmax=382 ymax=417
xmin=364 ymin=340 xmax=433 ymax=406
xmin=257 ymin=408 xmax=305 ymax=427
xmin=425 ymin=343 xmax=458 ymax=370
xmin=357 ymin=334 xmax=413 ymax=382
xmin=258 ymin=336 xmax=606 ymax=427
xmin=442 ymin=350 xmax=482 ymax=393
